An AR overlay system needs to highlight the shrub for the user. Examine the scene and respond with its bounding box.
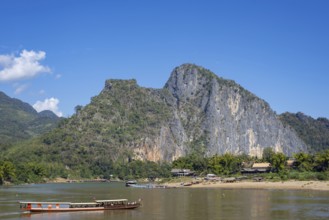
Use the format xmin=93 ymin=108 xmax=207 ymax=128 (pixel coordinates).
xmin=297 ymin=172 xmax=317 ymax=181
xmin=316 ymin=172 xmax=328 ymax=181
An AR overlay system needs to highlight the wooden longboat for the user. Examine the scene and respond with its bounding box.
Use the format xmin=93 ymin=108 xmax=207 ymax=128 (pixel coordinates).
xmin=19 ymin=199 xmax=141 ymax=213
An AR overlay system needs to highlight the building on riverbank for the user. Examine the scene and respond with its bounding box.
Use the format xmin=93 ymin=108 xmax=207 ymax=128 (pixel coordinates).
xmin=241 ymin=162 xmax=271 ymax=174
xmin=171 ymin=169 xmax=194 ymax=177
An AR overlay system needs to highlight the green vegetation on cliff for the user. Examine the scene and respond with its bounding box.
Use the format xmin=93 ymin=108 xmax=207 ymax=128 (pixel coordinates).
xmin=279 ymin=112 xmax=329 ymax=152
xmin=1 ymin=65 xmax=329 ymax=184
xmin=1 ymin=80 xmax=173 ymax=181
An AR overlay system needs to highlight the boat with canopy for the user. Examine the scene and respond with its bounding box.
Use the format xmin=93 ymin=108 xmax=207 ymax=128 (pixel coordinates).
xmin=19 ymin=199 xmax=141 ymax=212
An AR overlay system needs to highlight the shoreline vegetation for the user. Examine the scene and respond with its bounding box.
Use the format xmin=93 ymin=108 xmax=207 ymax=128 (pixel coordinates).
xmin=1 ymin=149 xmax=328 ymax=186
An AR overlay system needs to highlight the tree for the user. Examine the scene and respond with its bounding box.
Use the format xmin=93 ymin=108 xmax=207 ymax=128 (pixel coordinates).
xmin=16 ymin=162 xmax=46 ymax=183
xmin=0 ymin=161 xmax=16 ymax=184
xmin=262 ymin=147 xmax=275 ymax=163
xmin=314 ymin=150 xmax=329 ymax=172
xmin=271 ymin=152 xmax=287 ymax=172
xmin=74 ymin=105 xmax=83 ymax=114
xmin=187 ymin=154 xmax=207 ymax=173
xmin=0 ymin=167 xmax=3 ymax=184
xmin=294 ymin=152 xmax=314 ymax=172
xmin=207 ymin=153 xmax=241 ymax=175
xmin=208 ymin=155 xmax=223 ymax=175
xmin=172 ymin=157 xmax=192 ymax=170
xmin=172 ymin=154 xmax=207 ymax=174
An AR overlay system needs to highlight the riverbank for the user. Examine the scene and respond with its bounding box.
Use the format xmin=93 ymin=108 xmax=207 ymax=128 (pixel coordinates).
xmin=34 ymin=177 xmax=329 ymax=191
xmin=165 ymin=179 xmax=329 ymax=191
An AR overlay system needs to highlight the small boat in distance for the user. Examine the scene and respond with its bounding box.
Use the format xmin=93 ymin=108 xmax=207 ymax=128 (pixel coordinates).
xmin=127 ymin=183 xmax=170 ymax=189
xmin=19 ymin=199 xmax=141 ymax=213
xmin=128 ymin=183 xmax=156 ymax=188
xmin=125 ymin=180 xmax=137 ymax=187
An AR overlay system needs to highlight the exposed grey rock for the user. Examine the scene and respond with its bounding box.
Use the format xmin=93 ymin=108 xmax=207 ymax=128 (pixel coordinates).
xmin=155 ymin=64 xmax=307 ymax=159
xmin=57 ymin=64 xmax=308 ymax=163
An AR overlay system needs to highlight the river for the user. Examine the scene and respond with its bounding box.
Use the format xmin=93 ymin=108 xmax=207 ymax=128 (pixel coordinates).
xmin=0 ymin=182 xmax=328 ymax=220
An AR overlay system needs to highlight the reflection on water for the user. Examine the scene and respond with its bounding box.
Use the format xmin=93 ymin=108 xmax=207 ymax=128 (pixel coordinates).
xmin=1 ymin=182 xmax=328 ymax=220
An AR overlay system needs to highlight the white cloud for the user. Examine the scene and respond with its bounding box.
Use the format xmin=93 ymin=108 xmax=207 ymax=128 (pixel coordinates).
xmin=55 ymin=74 xmax=62 ymax=79
xmin=14 ymin=83 xmax=29 ymax=95
xmin=0 ymin=50 xmax=51 ymax=82
xmin=33 ymin=97 xmax=63 ymax=117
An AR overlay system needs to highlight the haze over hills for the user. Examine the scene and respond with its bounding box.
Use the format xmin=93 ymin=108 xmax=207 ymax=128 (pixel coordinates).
xmin=0 ymin=91 xmax=62 ymax=148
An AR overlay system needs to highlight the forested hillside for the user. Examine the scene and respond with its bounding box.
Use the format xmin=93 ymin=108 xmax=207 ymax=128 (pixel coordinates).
xmin=279 ymin=112 xmax=329 ymax=152
xmin=1 ymin=65 xmax=328 ymax=183
xmin=1 ymin=64 xmax=307 ymax=177
xmin=0 ymin=91 xmax=62 ymax=149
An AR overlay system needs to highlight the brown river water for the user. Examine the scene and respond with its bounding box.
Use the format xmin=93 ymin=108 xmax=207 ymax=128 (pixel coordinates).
xmin=0 ymin=182 xmax=328 ymax=220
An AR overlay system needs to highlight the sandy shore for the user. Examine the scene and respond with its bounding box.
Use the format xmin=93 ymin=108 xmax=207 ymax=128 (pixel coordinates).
xmin=49 ymin=177 xmax=329 ymax=191
xmin=165 ymin=180 xmax=329 ymax=191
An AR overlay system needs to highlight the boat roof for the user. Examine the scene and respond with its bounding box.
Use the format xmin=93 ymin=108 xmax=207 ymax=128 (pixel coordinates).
xmin=95 ymin=199 xmax=128 ymax=203
xmin=19 ymin=201 xmax=71 ymax=204
xmin=126 ymin=180 xmax=137 ymax=183
xmin=20 ymin=199 xmax=129 ymax=204
xmin=69 ymin=202 xmax=98 ymax=205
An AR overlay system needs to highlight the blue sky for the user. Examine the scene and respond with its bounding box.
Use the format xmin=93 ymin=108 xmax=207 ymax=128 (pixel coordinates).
xmin=0 ymin=0 xmax=328 ymax=118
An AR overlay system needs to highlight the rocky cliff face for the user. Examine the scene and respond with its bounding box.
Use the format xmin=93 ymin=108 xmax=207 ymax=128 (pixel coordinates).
xmin=43 ymin=64 xmax=307 ymax=164
xmin=159 ymin=64 xmax=307 ymax=159
xmin=116 ymin=64 xmax=307 ymax=161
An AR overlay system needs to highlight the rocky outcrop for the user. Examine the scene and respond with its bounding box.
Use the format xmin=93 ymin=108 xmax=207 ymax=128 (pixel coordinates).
xmin=105 ymin=64 xmax=307 ymax=161
xmin=157 ymin=64 xmax=307 ymax=159
xmin=42 ymin=64 xmax=308 ymax=164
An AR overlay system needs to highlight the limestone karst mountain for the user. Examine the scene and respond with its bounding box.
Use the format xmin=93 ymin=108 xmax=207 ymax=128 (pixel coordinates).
xmin=32 ymin=64 xmax=307 ymax=166
xmin=163 ymin=64 xmax=307 ymax=158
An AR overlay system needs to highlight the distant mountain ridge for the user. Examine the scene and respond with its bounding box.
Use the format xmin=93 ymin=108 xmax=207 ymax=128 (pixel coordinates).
xmin=0 ymin=91 xmax=62 ymax=147
xmin=279 ymin=112 xmax=329 ymax=152
xmin=11 ymin=64 xmax=309 ymax=170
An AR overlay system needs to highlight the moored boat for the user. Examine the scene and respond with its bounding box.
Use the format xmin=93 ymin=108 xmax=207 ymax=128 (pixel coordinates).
xmin=19 ymin=199 xmax=141 ymax=213
xmin=128 ymin=183 xmax=156 ymax=188
xmin=125 ymin=180 xmax=137 ymax=187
